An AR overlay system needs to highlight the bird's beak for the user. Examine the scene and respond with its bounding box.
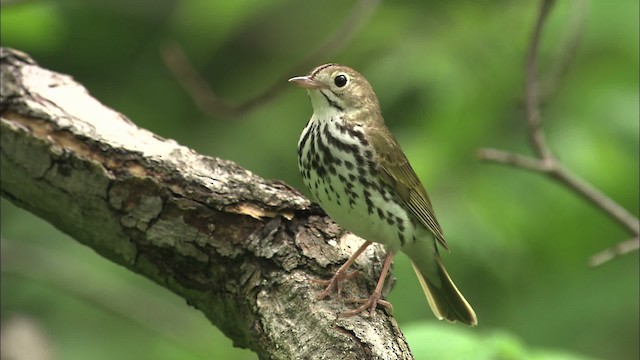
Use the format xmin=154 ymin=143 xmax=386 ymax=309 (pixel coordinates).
xmin=288 ymin=76 xmax=325 ymax=89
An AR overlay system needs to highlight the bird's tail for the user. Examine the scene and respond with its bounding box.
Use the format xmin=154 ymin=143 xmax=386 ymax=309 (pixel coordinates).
xmin=410 ymin=256 xmax=477 ymax=326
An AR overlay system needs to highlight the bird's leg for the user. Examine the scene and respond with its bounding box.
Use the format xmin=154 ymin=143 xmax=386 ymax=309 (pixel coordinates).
xmin=313 ymin=241 xmax=372 ymax=300
xmin=343 ymin=251 xmax=394 ymax=317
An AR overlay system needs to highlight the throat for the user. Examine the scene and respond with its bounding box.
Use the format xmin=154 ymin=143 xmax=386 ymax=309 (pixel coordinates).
xmin=308 ymin=90 xmax=346 ymax=118
xmin=320 ymin=91 xmax=344 ymax=111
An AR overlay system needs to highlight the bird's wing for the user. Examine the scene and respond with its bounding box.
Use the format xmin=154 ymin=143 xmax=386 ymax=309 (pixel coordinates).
xmin=367 ymin=127 xmax=448 ymax=250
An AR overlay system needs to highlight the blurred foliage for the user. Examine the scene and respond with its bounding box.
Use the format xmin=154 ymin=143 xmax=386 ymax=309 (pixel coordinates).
xmin=1 ymin=0 xmax=638 ymax=359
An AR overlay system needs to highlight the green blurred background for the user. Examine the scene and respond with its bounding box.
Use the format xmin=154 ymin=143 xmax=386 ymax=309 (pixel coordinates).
xmin=1 ymin=0 xmax=638 ymax=359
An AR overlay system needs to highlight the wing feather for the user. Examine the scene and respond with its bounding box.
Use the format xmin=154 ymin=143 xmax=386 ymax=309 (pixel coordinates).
xmin=366 ymin=127 xmax=448 ymax=250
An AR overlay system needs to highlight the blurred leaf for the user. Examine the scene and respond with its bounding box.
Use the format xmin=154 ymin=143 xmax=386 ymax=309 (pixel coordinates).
xmin=0 ymin=1 xmax=67 ymax=52
xmin=404 ymin=323 xmax=594 ymax=360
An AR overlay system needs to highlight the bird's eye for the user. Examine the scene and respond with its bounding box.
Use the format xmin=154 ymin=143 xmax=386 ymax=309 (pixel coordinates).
xmin=334 ymin=74 xmax=348 ymax=88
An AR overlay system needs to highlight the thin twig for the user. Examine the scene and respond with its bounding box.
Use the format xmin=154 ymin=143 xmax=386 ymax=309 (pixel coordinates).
xmin=477 ymin=0 xmax=639 ymax=267
xmin=476 ymin=149 xmax=553 ymax=172
xmin=589 ymin=237 xmax=640 ymax=268
xmin=551 ymin=166 xmax=639 ymax=236
xmin=539 ymin=0 xmax=589 ymax=100
xmin=524 ymin=0 xmax=555 ymax=160
xmin=161 ymin=0 xmax=381 ymax=118
xmin=477 ymin=148 xmax=640 ymax=236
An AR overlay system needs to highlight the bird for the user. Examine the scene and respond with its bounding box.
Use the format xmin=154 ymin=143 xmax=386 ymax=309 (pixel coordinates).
xmin=288 ymin=63 xmax=477 ymax=326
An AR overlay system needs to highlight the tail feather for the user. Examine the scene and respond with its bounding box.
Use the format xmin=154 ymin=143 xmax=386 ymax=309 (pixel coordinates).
xmin=411 ymin=257 xmax=477 ymax=326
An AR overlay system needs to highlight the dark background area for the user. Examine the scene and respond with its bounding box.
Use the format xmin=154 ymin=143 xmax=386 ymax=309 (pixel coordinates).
xmin=2 ymin=1 xmax=638 ymax=359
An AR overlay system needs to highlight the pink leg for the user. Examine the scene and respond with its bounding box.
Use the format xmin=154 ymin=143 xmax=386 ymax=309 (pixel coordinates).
xmin=343 ymin=251 xmax=394 ymax=317
xmin=313 ymin=241 xmax=372 ymax=300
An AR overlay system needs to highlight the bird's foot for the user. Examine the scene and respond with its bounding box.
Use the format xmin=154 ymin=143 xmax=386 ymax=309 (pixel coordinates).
xmin=311 ymin=269 xmax=360 ymax=300
xmin=342 ymin=292 xmax=393 ymax=317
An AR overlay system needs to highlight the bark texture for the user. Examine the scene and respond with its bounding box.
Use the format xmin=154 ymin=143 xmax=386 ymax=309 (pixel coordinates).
xmin=0 ymin=47 xmax=413 ymax=359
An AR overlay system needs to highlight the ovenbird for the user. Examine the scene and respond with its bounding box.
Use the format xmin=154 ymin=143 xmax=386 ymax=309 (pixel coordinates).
xmin=289 ymin=64 xmax=477 ymax=325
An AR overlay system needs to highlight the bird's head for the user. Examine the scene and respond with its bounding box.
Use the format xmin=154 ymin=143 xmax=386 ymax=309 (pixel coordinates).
xmin=289 ymin=63 xmax=380 ymax=117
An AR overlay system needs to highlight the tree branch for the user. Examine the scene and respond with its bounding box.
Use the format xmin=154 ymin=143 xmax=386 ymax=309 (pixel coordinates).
xmin=477 ymin=0 xmax=639 ymax=266
xmin=524 ymin=0 xmax=555 ymax=160
xmin=0 ymin=47 xmax=413 ymax=359
xmin=588 ymin=237 xmax=640 ymax=268
xmin=161 ymin=0 xmax=381 ymax=118
xmin=539 ymin=0 xmax=588 ymax=100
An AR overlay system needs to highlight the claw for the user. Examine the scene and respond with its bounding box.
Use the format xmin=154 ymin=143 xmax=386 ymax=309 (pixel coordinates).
xmin=312 ymin=270 xmax=360 ymax=300
xmin=310 ymin=242 xmax=396 ymax=318
xmin=343 ymin=293 xmax=393 ymax=317
xmin=310 ymin=241 xmax=372 ymax=301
